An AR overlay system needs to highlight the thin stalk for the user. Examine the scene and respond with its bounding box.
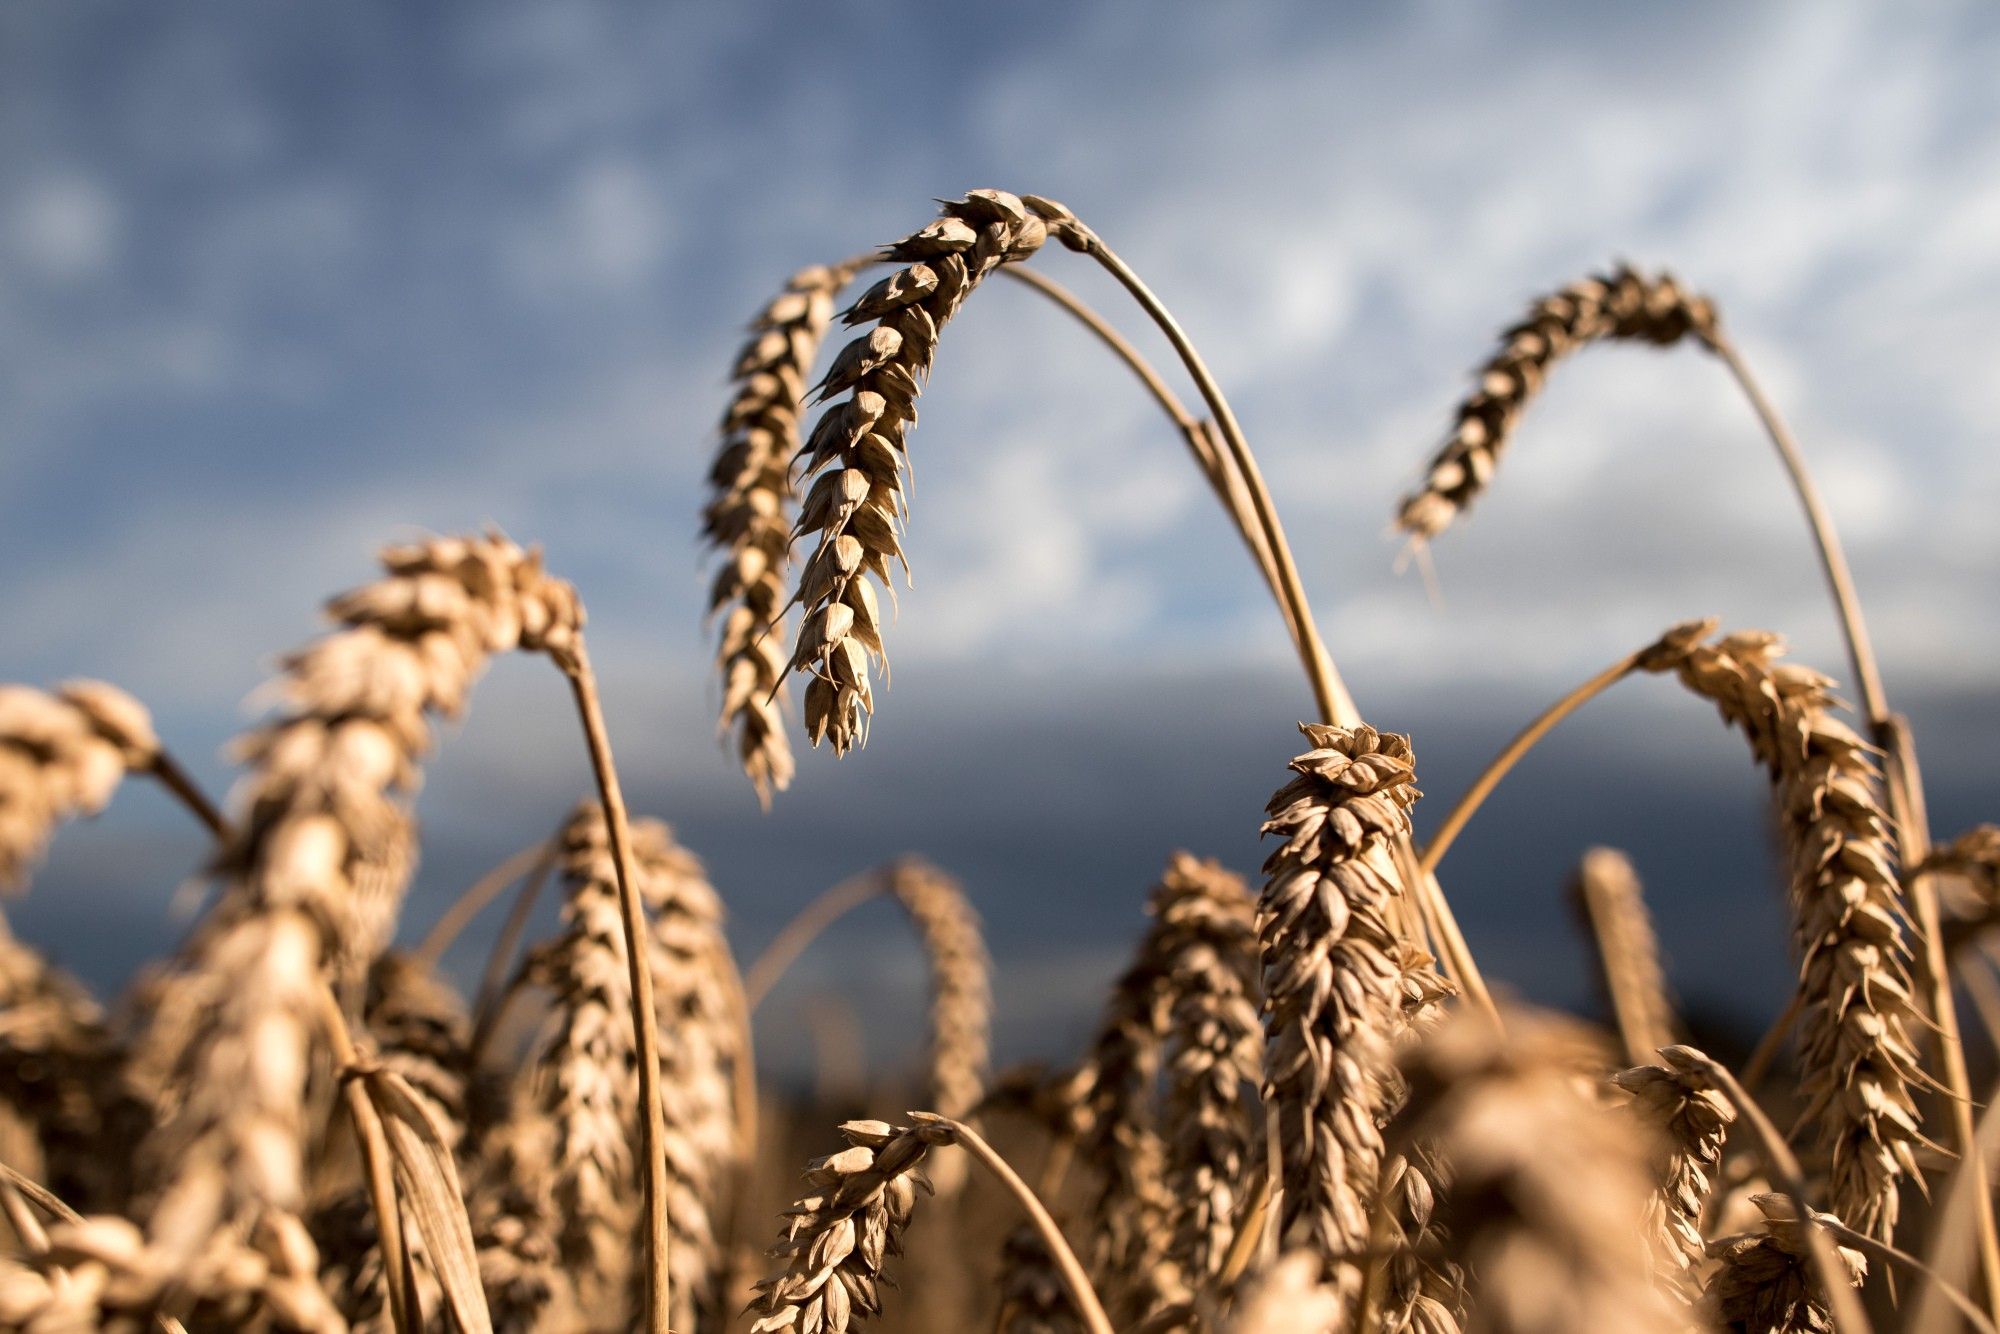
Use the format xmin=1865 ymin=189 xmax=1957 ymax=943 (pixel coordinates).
xmin=1714 ymin=337 xmax=1995 ymax=1317
xmin=471 ymin=846 xmax=560 ymax=1032
xmin=1916 ymin=1074 xmax=2000 ymax=1334
xmin=1829 ymin=1221 xmax=1997 ymax=1334
xmin=1679 ymin=1051 xmax=1873 ymax=1334
xmin=742 ymin=869 xmax=884 ymax=1011
xmin=465 ymin=962 xmax=533 ymax=1074
xmin=1418 ymin=652 xmax=1641 ymax=877
xmin=558 ymin=640 xmax=671 ymax=1334
xmin=0 ymin=1177 xmax=48 ymax=1252
xmin=317 ymin=984 xmax=415 ymax=1334
xmin=1741 ymin=992 xmax=1804 ymax=1092
xmin=1217 ymin=1173 xmax=1271 ymax=1287
xmin=939 ymin=1117 xmax=1113 ymax=1334
xmin=145 ymin=751 xmax=228 ymax=840
xmin=1967 ymin=945 xmax=2000 ymax=1055
xmin=414 ymin=836 xmax=558 ymax=967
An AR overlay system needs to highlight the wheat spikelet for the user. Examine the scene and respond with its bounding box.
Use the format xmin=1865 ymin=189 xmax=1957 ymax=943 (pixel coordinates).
xmin=1152 ymin=854 xmax=1261 ymax=1299
xmin=0 ymin=681 xmax=160 ymax=892
xmin=995 ymin=1223 xmax=1084 ymax=1334
xmin=1704 ymin=1193 xmax=1866 ymax=1334
xmin=705 ymin=260 xmax=865 ymax=803
xmin=1389 ymin=1007 xmax=1682 ymax=1334
xmin=136 ymin=532 xmax=581 ymax=1260
xmin=1258 ymin=722 xmax=1422 ymax=1280
xmin=1611 ymin=1045 xmax=1736 ymax=1302
xmin=788 ymin=190 xmax=1060 ymax=752
xmin=1396 ymin=266 xmax=1718 ymax=541
xmin=745 ymin=1115 xmax=954 ymax=1333
xmin=1570 ymin=848 xmax=1677 ymax=1065
xmin=1638 ymin=625 xmax=1922 ymax=1241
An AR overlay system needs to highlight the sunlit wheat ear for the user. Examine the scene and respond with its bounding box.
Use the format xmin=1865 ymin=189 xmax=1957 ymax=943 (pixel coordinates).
xmin=1389 ymin=1006 xmax=1684 ymax=1334
xmin=1257 ymin=723 xmax=1421 ymax=1285
xmin=1570 ymin=847 xmax=1677 ymax=1066
xmin=788 ymin=190 xmax=1058 ymax=752
xmin=1395 ymin=265 xmax=1718 ymax=541
xmin=1611 ymin=1045 xmax=1736 ymax=1301
xmin=632 ymin=815 xmax=740 ymax=1331
xmin=1705 ymin=1193 xmax=1866 ymax=1334
xmin=705 ymin=260 xmax=865 ymax=803
xmin=746 ymin=1116 xmax=955 ymax=1333
xmin=0 ymin=681 xmax=160 ymax=891
xmin=135 ymin=532 xmax=581 ymax=1258
xmin=1638 ymin=627 xmax=1923 ymax=1242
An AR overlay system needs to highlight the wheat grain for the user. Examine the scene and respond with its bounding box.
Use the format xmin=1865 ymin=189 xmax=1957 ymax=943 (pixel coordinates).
xmin=1570 ymin=848 xmax=1677 ymax=1066
xmin=1705 ymin=1194 xmax=1866 ymax=1334
xmin=1395 ymin=266 xmax=1718 ymax=541
xmin=1637 ymin=626 xmax=1922 ymax=1242
xmin=1258 ymin=722 xmax=1422 ymax=1283
xmin=705 ymin=260 xmax=866 ymax=803
xmin=1389 ymin=1007 xmax=1683 ymax=1334
xmin=1611 ymin=1045 xmax=1736 ymax=1301
xmin=787 ymin=191 xmax=1054 ymax=752
xmin=0 ymin=682 xmax=161 ymax=893
xmin=135 ymin=533 xmax=581 ymax=1263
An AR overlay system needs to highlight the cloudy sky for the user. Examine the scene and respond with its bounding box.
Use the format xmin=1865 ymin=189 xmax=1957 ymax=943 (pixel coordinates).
xmin=4 ymin=3 xmax=1996 ymax=1076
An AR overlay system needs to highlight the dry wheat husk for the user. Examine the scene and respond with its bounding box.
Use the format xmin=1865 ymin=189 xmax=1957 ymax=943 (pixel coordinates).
xmin=1257 ymin=723 xmax=1423 ymax=1286
xmin=1612 ymin=1045 xmax=1736 ymax=1302
xmin=705 ymin=260 xmax=865 ymax=803
xmin=463 ymin=1097 xmax=577 ymax=1334
xmin=745 ymin=1115 xmax=954 ymax=1333
xmin=787 ymin=190 xmax=1057 ymax=752
xmin=1389 ymin=1007 xmax=1683 ymax=1334
xmin=996 ymin=1223 xmax=1085 ymax=1334
xmin=0 ymin=682 xmax=160 ymax=893
xmin=1638 ymin=625 xmax=1922 ymax=1242
xmin=1396 ymin=266 xmax=1718 ymax=541
xmin=1705 ymin=1193 xmax=1866 ymax=1334
xmin=134 ymin=533 xmax=581 ymax=1263
xmin=1570 ymin=848 xmax=1678 ymax=1066
xmin=1379 ymin=949 xmax=1466 ymax=1334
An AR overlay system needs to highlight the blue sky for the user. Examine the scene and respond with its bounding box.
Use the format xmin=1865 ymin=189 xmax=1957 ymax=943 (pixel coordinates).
xmin=4 ymin=3 xmax=1997 ymax=1073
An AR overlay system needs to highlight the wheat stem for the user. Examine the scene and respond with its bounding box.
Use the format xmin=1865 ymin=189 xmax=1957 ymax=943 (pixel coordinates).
xmin=941 ymin=1116 xmax=1114 ymax=1334
xmin=742 ymin=869 xmax=883 ymax=1010
xmin=557 ymin=639 xmax=670 ymax=1334
xmin=1915 ymin=1073 xmax=2000 ymax=1334
xmin=143 ymin=751 xmax=228 ymax=841
xmin=317 ymin=982 xmax=416 ymax=1334
xmin=414 ymin=835 xmax=558 ymax=966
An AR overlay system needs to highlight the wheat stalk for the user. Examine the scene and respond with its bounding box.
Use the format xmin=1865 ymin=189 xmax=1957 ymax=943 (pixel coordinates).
xmin=1571 ymin=849 xmax=1678 ymax=1066
xmin=1257 ymin=722 xmax=1423 ymax=1289
xmin=705 ymin=258 xmax=868 ymax=802
xmin=133 ymin=533 xmax=581 ymax=1263
xmin=1611 ymin=1045 xmax=1736 ymax=1301
xmin=1388 ymin=1006 xmax=1684 ymax=1334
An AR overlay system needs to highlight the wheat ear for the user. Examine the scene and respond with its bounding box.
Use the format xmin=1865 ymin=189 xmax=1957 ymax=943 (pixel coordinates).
xmin=1706 ymin=1194 xmax=1868 ymax=1334
xmin=1388 ymin=1006 xmax=1684 ymax=1334
xmin=1571 ymin=849 xmax=1678 ymax=1066
xmin=134 ymin=533 xmax=581 ymax=1264
xmin=1611 ymin=1045 xmax=1736 ymax=1301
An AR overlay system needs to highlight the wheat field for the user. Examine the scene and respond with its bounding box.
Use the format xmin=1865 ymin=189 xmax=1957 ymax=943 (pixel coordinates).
xmin=0 ymin=187 xmax=1994 ymax=1334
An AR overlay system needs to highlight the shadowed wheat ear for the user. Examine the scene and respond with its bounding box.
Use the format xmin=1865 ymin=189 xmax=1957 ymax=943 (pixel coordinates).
xmin=128 ymin=535 xmax=581 ymax=1254
xmin=1257 ymin=723 xmax=1422 ymax=1289
xmin=1610 ymin=1045 xmax=1735 ymax=1301
xmin=1387 ymin=1006 xmax=1683 ymax=1334
xmin=705 ymin=258 xmax=867 ymax=802
xmin=1706 ymin=1194 xmax=1867 ymax=1334
xmin=1570 ymin=848 xmax=1677 ymax=1066
xmin=0 ymin=681 xmax=223 ymax=892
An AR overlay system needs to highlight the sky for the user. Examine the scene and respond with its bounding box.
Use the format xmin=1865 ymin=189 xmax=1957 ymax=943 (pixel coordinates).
xmin=3 ymin=2 xmax=1997 ymax=1079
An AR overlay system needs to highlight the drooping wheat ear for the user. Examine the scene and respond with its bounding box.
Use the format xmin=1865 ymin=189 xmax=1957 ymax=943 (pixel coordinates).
xmin=1705 ymin=1193 xmax=1867 ymax=1334
xmin=881 ymin=858 xmax=991 ymax=1128
xmin=787 ymin=190 xmax=1057 ymax=752
xmin=1223 ymin=1251 xmax=1346 ymax=1334
xmin=1570 ymin=848 xmax=1678 ymax=1066
xmin=1637 ymin=627 xmax=1922 ymax=1242
xmin=746 ymin=1115 xmax=954 ymax=1332
xmin=1388 ymin=1007 xmax=1683 ymax=1334
xmin=1611 ymin=1045 xmax=1736 ymax=1301
xmin=996 ymin=1223 xmax=1085 ymax=1334
xmin=1258 ymin=722 xmax=1422 ymax=1282
xmin=0 ymin=681 xmax=164 ymax=891
xmin=1151 ymin=854 xmax=1262 ymax=1299
xmin=0 ymin=1212 xmax=344 ymax=1330
xmin=136 ymin=533 xmax=582 ymax=1256
xmin=1395 ymin=266 xmax=1718 ymax=541
xmin=0 ymin=913 xmax=149 ymax=1213
xmin=632 ymin=815 xmax=741 ymax=1331
xmin=705 ymin=259 xmax=866 ymax=803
